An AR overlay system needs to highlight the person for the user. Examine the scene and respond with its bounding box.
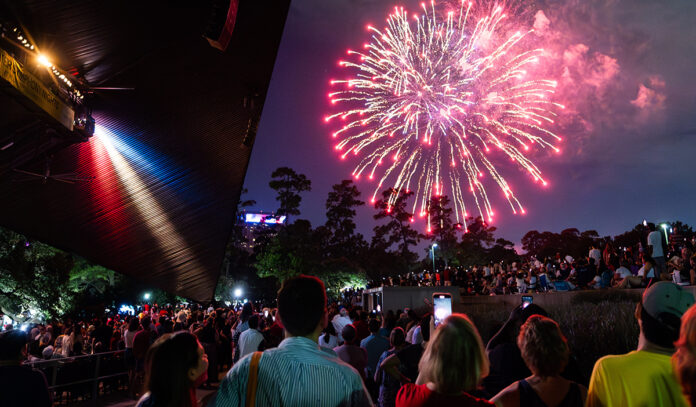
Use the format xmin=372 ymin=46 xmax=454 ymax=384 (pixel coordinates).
xmin=354 ymin=311 xmax=371 ymax=344
xmin=381 ymin=314 xmax=432 ymax=385
xmin=215 ymin=275 xmax=371 ymax=406
xmin=492 ymin=315 xmax=586 ymax=407
xmin=362 ymin=318 xmax=391 ymax=398
xmin=375 ymin=327 xmax=408 ymax=407
xmin=647 ymin=223 xmax=667 ymax=276
xmin=673 ymin=304 xmax=696 ymax=407
xmin=232 ymin=302 xmax=254 ymax=363
xmin=0 ymin=329 xmax=52 ymax=407
xmin=617 ymin=254 xmax=655 ymax=289
xmin=136 ymin=331 xmax=209 ymax=407
xmin=335 ymin=324 xmax=368 ymax=380
xmin=395 ymin=314 xmax=493 ymax=407
xmin=362 ymin=318 xmax=390 ymax=379
xmin=483 ymin=304 xmax=549 ymax=396
xmin=332 ymin=306 xmax=353 ymax=343
xmin=237 ymin=314 xmax=265 ymax=359
xmin=587 ymin=281 xmax=694 ymax=407
xmin=320 ymin=320 xmax=339 ymax=350
xmin=588 ymin=244 xmax=602 ymax=273
xmin=611 ymin=261 xmax=633 ymax=287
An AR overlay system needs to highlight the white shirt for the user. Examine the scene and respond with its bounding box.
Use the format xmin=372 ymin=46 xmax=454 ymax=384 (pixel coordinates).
xmin=331 ymin=314 xmax=352 ymax=342
xmin=615 ymin=266 xmax=632 ymax=279
xmin=589 ymin=249 xmax=602 ymax=267
xmin=124 ymin=329 xmax=137 ymax=349
xmin=637 ymin=265 xmax=655 ymax=279
xmin=319 ymin=333 xmax=338 ymax=350
xmin=648 ymin=231 xmax=664 ymax=257
xmin=238 ymin=328 xmax=265 ymax=359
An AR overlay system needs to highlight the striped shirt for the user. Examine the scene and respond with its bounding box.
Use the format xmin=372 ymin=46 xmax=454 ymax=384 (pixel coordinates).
xmin=215 ymin=336 xmax=373 ymax=407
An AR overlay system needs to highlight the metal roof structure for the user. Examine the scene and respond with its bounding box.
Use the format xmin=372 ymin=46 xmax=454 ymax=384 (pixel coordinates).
xmin=0 ymin=0 xmax=290 ymax=301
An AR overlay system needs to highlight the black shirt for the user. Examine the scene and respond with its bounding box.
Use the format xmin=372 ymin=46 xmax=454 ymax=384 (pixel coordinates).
xmin=0 ymin=364 xmax=52 ymax=407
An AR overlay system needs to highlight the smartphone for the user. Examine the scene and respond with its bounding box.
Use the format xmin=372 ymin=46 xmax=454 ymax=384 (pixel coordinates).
xmin=522 ymin=295 xmax=533 ymax=308
xmin=264 ymin=310 xmax=269 ymax=318
xmin=433 ymin=293 xmax=452 ymax=326
xmin=376 ymin=304 xmax=381 ymax=313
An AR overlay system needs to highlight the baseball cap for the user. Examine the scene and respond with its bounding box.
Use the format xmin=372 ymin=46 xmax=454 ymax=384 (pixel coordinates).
xmin=642 ymin=282 xmax=694 ymax=327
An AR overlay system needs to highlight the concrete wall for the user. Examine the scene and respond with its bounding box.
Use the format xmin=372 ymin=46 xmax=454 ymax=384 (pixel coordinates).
xmin=455 ymin=286 xmax=696 ymax=315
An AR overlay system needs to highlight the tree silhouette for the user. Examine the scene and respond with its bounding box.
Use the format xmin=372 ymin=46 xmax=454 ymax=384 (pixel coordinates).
xmin=268 ymin=167 xmax=311 ymax=221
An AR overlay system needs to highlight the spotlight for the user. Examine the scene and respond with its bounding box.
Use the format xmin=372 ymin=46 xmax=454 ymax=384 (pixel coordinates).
xmin=37 ymin=54 xmax=52 ymax=68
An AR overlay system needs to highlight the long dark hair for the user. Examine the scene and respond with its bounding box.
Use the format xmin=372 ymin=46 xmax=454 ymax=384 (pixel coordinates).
xmin=144 ymin=331 xmax=201 ymax=407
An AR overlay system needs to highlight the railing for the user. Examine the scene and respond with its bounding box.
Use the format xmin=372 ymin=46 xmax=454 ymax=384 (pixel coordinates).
xmin=26 ymin=350 xmax=129 ymax=406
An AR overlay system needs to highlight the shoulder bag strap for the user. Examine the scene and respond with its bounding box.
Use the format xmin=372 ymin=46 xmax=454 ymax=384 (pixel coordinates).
xmin=244 ymin=351 xmax=263 ymax=407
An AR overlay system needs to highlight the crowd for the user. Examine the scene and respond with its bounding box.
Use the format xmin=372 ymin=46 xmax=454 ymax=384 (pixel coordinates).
xmin=2 ymin=274 xmax=695 ymax=407
xmin=380 ymin=224 xmax=696 ymax=294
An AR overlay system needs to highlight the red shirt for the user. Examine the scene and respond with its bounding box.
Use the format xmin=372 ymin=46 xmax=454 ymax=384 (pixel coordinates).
xmin=396 ymin=383 xmax=494 ymax=407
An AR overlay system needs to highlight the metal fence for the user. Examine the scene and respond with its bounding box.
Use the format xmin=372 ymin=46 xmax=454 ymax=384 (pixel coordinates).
xmin=26 ymin=350 xmax=129 ymax=406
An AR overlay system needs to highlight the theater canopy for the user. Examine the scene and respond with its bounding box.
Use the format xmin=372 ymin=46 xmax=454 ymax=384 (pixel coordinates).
xmin=0 ymin=0 xmax=290 ymax=301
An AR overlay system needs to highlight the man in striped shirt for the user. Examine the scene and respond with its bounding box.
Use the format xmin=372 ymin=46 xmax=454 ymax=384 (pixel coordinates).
xmin=216 ymin=275 xmax=373 ymax=407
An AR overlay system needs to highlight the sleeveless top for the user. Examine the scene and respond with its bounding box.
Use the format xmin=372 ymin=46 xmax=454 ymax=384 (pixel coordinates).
xmin=518 ymin=379 xmax=583 ymax=407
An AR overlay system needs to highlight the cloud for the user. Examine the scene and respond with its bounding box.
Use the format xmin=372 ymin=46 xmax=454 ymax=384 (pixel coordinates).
xmin=631 ymin=75 xmax=666 ymax=112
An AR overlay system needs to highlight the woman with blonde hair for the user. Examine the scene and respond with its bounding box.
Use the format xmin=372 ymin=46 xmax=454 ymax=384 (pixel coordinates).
xmin=395 ymin=314 xmax=493 ymax=407
xmin=492 ymin=315 xmax=585 ymax=407
xmin=673 ymin=304 xmax=696 ymax=406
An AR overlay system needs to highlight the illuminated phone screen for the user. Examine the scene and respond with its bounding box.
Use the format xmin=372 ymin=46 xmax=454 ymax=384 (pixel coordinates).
xmin=433 ymin=294 xmax=452 ymax=326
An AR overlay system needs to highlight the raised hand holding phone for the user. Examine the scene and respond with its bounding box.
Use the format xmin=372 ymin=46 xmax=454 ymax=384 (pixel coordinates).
xmin=432 ymin=293 xmax=452 ymax=327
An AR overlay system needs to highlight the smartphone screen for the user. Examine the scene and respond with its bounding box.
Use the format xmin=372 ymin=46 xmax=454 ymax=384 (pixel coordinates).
xmin=522 ymin=295 xmax=533 ymax=308
xmin=433 ymin=293 xmax=452 ymax=326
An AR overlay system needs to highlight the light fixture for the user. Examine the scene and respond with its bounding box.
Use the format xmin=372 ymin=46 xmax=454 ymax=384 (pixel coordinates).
xmin=37 ymin=54 xmax=52 ymax=68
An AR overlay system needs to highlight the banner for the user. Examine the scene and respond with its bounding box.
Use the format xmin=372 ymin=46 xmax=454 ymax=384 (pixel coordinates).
xmin=0 ymin=48 xmax=74 ymax=130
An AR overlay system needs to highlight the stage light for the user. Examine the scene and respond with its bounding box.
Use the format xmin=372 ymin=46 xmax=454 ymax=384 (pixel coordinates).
xmin=37 ymin=54 xmax=52 ymax=67
xmin=234 ymin=288 xmax=242 ymax=298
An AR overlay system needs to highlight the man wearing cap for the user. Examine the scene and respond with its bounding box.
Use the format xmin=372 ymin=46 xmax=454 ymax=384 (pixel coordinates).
xmin=587 ymin=281 xmax=694 ymax=407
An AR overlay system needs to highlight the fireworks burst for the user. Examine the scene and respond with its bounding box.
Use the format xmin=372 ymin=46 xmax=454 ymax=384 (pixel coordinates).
xmin=325 ymin=0 xmax=564 ymax=229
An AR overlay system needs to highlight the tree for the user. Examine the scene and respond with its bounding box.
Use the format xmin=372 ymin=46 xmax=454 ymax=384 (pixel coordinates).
xmin=325 ymin=180 xmax=366 ymax=258
xmin=457 ymin=216 xmax=496 ymax=266
xmin=268 ymin=167 xmax=311 ymax=221
xmin=255 ymin=219 xmax=323 ymax=281
xmin=372 ymin=188 xmax=423 ymax=272
xmin=0 ymin=228 xmax=74 ymax=321
xmin=427 ymin=195 xmax=459 ymax=269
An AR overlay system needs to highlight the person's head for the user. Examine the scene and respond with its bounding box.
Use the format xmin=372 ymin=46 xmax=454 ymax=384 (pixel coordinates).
xmin=342 ymin=324 xmax=357 ymax=345
xmin=277 ymin=275 xmax=327 ymax=338
xmin=248 ymin=314 xmax=259 ymax=331
xmin=0 ymin=330 xmax=28 ymax=362
xmin=648 ymin=222 xmax=656 ymax=232
xmin=141 ymin=316 xmax=151 ymax=330
xmin=418 ymin=314 xmax=488 ymax=394
xmin=128 ymin=317 xmax=140 ymax=332
xmin=673 ymin=304 xmax=696 ymax=407
xmin=339 ymin=306 xmax=348 ymax=317
xmin=638 ymin=282 xmax=695 ymax=349
xmin=368 ymin=318 xmax=380 ymax=334
xmin=240 ymin=302 xmax=254 ymax=322
xmin=144 ymin=332 xmax=208 ymax=407
xmin=518 ymin=315 xmax=569 ymax=377
xmin=390 ymin=327 xmax=406 ymax=348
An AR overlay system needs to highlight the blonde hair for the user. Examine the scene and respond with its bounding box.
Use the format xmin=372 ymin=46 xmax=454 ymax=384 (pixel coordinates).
xmin=517 ymin=315 xmax=569 ymax=378
xmin=417 ymin=313 xmax=488 ymax=394
xmin=673 ymin=304 xmax=696 ymax=407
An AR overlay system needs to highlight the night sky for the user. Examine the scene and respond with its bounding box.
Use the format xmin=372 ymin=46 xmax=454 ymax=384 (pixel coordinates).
xmin=243 ymin=0 xmax=696 ymax=247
